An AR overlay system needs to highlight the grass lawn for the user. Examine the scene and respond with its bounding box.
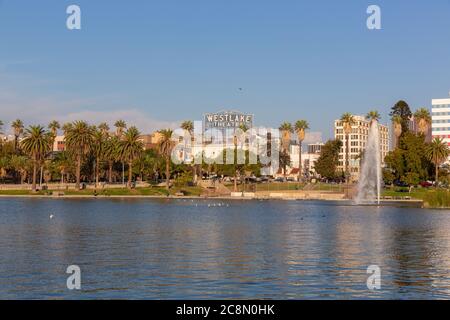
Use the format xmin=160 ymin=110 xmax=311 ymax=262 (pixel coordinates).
xmin=0 ymin=186 xmax=204 ymax=197
xmin=382 ymin=187 xmax=450 ymax=208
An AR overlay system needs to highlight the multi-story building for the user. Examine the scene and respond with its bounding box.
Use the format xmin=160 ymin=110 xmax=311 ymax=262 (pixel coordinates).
xmin=334 ymin=115 xmax=390 ymax=181
xmin=431 ymin=97 xmax=450 ymax=149
xmin=52 ymin=135 xmax=66 ymax=152
xmin=307 ymin=142 xmax=324 ymax=154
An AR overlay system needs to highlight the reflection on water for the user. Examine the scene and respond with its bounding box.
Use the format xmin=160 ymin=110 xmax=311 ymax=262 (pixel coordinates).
xmin=1 ymin=198 xmax=450 ymax=299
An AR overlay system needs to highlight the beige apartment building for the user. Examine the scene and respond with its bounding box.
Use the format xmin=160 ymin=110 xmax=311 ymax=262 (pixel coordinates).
xmin=334 ymin=115 xmax=390 ymax=181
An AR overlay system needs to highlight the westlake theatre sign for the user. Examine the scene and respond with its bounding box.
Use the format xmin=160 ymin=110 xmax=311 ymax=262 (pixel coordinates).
xmin=204 ymin=111 xmax=253 ymax=129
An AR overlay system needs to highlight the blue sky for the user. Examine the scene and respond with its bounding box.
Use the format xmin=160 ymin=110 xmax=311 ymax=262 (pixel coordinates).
xmin=1 ymin=0 xmax=450 ymax=139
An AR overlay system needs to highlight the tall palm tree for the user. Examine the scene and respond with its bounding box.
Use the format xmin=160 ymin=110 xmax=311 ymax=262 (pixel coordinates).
xmin=158 ymin=129 xmax=175 ymax=191
xmin=104 ymin=135 xmax=121 ymax=183
xmin=0 ymin=120 xmax=3 ymax=134
xmin=114 ymin=120 xmax=127 ymax=138
xmin=11 ymin=119 xmax=24 ymax=151
xmin=392 ymin=115 xmax=403 ymax=148
xmin=414 ymin=108 xmax=432 ymax=137
xmin=114 ymin=120 xmax=127 ymax=184
xmin=20 ymin=125 xmax=51 ymax=192
xmin=119 ymin=127 xmax=144 ymax=189
xmin=181 ymin=120 xmax=196 ymax=181
xmin=91 ymin=128 xmax=106 ymax=188
xmin=426 ymin=138 xmax=450 ymax=188
xmin=48 ymin=120 xmax=60 ymax=152
xmin=62 ymin=122 xmax=73 ymax=135
xmin=366 ymin=110 xmax=381 ymax=123
xmin=65 ymin=121 xmax=95 ymax=189
xmin=294 ymin=120 xmax=309 ymax=182
xmin=340 ymin=113 xmax=356 ymax=180
xmin=279 ymin=122 xmax=293 ymax=153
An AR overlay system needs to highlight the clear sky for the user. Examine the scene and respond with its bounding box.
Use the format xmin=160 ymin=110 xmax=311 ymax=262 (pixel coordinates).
xmin=1 ymin=0 xmax=450 ymax=139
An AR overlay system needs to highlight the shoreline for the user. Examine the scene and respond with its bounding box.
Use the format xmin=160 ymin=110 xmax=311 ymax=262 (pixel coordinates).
xmin=0 ymin=193 xmax=426 ymax=208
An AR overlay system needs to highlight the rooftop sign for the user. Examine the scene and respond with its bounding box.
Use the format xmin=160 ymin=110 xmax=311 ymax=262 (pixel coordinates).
xmin=204 ymin=111 xmax=253 ymax=129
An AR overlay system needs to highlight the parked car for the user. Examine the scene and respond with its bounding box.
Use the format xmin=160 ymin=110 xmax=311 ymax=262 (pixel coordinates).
xmin=274 ymin=177 xmax=286 ymax=183
xmin=420 ymin=181 xmax=433 ymax=188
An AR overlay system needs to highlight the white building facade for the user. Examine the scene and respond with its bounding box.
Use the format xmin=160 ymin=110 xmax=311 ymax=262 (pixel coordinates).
xmin=334 ymin=115 xmax=390 ymax=181
xmin=431 ymin=98 xmax=450 ymax=150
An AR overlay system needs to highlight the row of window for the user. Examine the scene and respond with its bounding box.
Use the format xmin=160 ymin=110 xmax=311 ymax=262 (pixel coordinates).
xmin=432 ymin=120 xmax=450 ymax=124
xmin=432 ymin=112 xmax=450 ymax=116
xmin=433 ymin=127 xmax=450 ymax=132
xmin=432 ymin=104 xmax=450 ymax=109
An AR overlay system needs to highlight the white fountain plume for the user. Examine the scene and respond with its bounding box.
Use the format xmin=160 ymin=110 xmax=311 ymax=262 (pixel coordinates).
xmin=355 ymin=120 xmax=381 ymax=205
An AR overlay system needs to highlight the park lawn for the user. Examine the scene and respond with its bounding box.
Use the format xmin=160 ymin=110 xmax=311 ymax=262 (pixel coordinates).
xmin=0 ymin=186 xmax=204 ymax=197
xmin=383 ymin=187 xmax=450 ymax=208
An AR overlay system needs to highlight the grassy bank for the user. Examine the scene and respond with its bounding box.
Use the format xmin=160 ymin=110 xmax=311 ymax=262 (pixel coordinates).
xmin=383 ymin=188 xmax=450 ymax=208
xmin=0 ymin=186 xmax=203 ymax=197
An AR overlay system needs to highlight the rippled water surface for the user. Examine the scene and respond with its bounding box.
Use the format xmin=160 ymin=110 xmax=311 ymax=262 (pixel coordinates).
xmin=1 ymin=198 xmax=450 ymax=299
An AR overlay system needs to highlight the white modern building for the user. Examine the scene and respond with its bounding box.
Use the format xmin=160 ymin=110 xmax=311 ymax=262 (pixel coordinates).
xmin=334 ymin=115 xmax=390 ymax=181
xmin=431 ymin=97 xmax=450 ymax=148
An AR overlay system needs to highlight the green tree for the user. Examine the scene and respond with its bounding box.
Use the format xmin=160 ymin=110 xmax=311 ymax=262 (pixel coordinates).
xmin=20 ymin=125 xmax=51 ymax=192
xmin=390 ymin=100 xmax=412 ymax=134
xmin=426 ymin=137 xmax=450 ymax=188
xmin=119 ymin=126 xmax=144 ymax=189
xmin=315 ymin=139 xmax=343 ymax=180
xmin=65 ymin=121 xmax=95 ymax=189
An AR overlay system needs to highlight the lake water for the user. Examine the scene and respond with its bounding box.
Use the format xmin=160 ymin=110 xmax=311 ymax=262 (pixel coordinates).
xmin=1 ymin=198 xmax=450 ymax=299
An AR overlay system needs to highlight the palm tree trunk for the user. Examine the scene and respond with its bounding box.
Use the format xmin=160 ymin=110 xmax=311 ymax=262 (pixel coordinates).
xmin=108 ymin=161 xmax=113 ymax=183
xmin=165 ymin=156 xmax=170 ymax=190
xmin=345 ymin=134 xmax=349 ymax=175
xmin=435 ymin=163 xmax=439 ymax=188
xmin=76 ymin=154 xmax=81 ymax=189
xmin=298 ymin=141 xmax=302 ymax=182
xmin=95 ymin=159 xmax=99 ymax=188
xmin=31 ymin=161 xmax=37 ymax=192
xmin=128 ymin=161 xmax=133 ymax=189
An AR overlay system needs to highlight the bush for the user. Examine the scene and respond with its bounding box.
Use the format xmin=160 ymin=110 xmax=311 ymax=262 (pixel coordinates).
xmin=423 ymin=190 xmax=450 ymax=208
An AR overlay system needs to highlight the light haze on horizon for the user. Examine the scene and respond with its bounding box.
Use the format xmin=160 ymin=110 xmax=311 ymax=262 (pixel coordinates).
xmin=1 ymin=0 xmax=450 ymax=139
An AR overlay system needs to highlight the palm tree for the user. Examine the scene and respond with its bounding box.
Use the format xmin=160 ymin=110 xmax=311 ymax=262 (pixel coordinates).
xmin=366 ymin=110 xmax=381 ymax=123
xmin=65 ymin=121 xmax=95 ymax=189
xmin=0 ymin=120 xmax=3 ymax=134
xmin=62 ymin=122 xmax=73 ymax=135
xmin=119 ymin=127 xmax=144 ymax=189
xmin=98 ymin=122 xmax=110 ymax=136
xmin=392 ymin=115 xmax=403 ymax=148
xmin=91 ymin=128 xmax=106 ymax=187
xmin=104 ymin=135 xmax=121 ymax=183
xmin=414 ymin=108 xmax=432 ymax=137
xmin=425 ymin=138 xmax=450 ymax=188
xmin=181 ymin=120 xmax=195 ymax=181
xmin=279 ymin=122 xmax=293 ymax=153
xmin=294 ymin=120 xmax=309 ymax=182
xmin=11 ymin=119 xmax=24 ymax=151
xmin=340 ymin=113 xmax=356 ymax=180
xmin=114 ymin=120 xmax=127 ymax=184
xmin=20 ymin=126 xmax=51 ymax=192
xmin=114 ymin=120 xmax=127 ymax=138
xmin=158 ymin=129 xmax=175 ymax=191
xmin=48 ymin=120 xmax=60 ymax=152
